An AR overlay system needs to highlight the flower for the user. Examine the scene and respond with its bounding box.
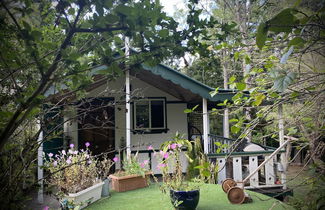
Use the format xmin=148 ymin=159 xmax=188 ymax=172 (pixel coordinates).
xmin=147 ymin=145 xmax=153 ymax=150
xmin=85 ymin=142 xmax=90 ymax=147
xmin=73 ymin=151 xmax=78 ymax=155
xmin=143 ymin=159 xmax=149 ymax=164
xmin=62 ymin=150 xmax=66 ymax=155
xmin=43 ymin=206 xmax=49 ymax=210
xmin=177 ymin=143 xmax=182 ymax=148
xmin=53 ymin=161 xmax=57 ymax=167
xmin=68 ymin=149 xmax=73 ymax=154
xmin=87 ymin=160 xmax=92 ymax=164
xmin=48 ymin=153 xmax=53 ymax=158
xmin=157 ymin=163 xmax=166 ymax=170
xmin=113 ymin=157 xmax=119 ymax=162
xmin=163 ymin=152 xmax=169 ymax=159
xmin=140 ymin=163 xmax=145 ymax=168
xmin=69 ymin=143 xmax=74 ymax=148
xmin=170 ymin=143 xmax=177 ymax=150
xmin=66 ymin=159 xmax=71 ymax=164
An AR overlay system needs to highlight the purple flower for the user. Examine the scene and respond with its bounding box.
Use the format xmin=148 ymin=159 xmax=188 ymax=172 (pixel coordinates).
xmin=163 ymin=152 xmax=169 ymax=159
xmin=66 ymin=159 xmax=71 ymax=164
xmin=48 ymin=153 xmax=53 ymax=158
xmin=43 ymin=206 xmax=50 ymax=210
xmin=69 ymin=143 xmax=74 ymax=148
xmin=53 ymin=161 xmax=57 ymax=167
xmin=140 ymin=163 xmax=145 ymax=168
xmin=87 ymin=160 xmax=92 ymax=164
xmin=73 ymin=151 xmax=78 ymax=155
xmin=62 ymin=150 xmax=66 ymax=155
xmin=157 ymin=163 xmax=166 ymax=170
xmin=147 ymin=145 xmax=153 ymax=150
xmin=113 ymin=157 xmax=119 ymax=162
xmin=170 ymin=143 xmax=177 ymax=150
xmin=85 ymin=142 xmax=90 ymax=147
xmin=143 ymin=160 xmax=149 ymax=164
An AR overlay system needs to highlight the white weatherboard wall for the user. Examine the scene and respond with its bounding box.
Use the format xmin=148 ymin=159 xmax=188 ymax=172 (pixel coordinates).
xmin=64 ymin=72 xmax=189 ymax=173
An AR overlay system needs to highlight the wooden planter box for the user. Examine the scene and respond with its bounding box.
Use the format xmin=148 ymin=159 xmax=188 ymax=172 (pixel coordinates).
xmin=109 ymin=173 xmax=151 ymax=192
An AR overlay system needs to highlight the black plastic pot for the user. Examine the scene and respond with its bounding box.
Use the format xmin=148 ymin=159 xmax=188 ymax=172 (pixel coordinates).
xmin=170 ymin=189 xmax=200 ymax=210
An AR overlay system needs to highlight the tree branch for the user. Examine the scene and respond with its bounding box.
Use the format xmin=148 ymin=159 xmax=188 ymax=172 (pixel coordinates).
xmin=74 ymin=26 xmax=128 ymax=33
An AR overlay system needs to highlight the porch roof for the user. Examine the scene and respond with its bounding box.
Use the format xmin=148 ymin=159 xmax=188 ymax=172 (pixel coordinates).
xmin=45 ymin=63 xmax=239 ymax=104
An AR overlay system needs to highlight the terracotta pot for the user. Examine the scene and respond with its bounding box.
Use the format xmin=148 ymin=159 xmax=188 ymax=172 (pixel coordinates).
xmin=109 ymin=172 xmax=151 ymax=192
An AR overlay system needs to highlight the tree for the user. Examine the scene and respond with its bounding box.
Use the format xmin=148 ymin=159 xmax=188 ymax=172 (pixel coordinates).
xmin=0 ymin=0 xmax=213 ymax=207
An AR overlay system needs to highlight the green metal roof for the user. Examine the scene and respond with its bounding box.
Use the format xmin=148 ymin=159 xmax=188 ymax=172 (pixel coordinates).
xmin=45 ymin=63 xmax=238 ymax=102
xmin=141 ymin=63 xmax=237 ymax=102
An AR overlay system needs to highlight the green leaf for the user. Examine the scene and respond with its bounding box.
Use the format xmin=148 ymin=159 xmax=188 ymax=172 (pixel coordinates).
xmin=184 ymin=109 xmax=193 ymax=114
xmin=234 ymin=51 xmax=240 ymax=61
xmin=116 ymin=5 xmax=132 ymax=16
xmin=231 ymin=125 xmax=240 ymax=134
xmin=236 ymin=82 xmax=246 ymax=91
xmin=252 ymin=93 xmax=265 ymax=106
xmin=268 ymin=8 xmax=295 ymax=33
xmin=288 ymin=37 xmax=305 ymax=47
xmin=273 ymin=71 xmax=297 ymax=92
xmin=256 ymin=22 xmax=268 ymax=50
xmin=158 ymin=29 xmax=169 ymax=38
xmin=210 ymin=87 xmax=219 ymax=97
xmin=229 ymin=75 xmax=236 ymax=83
xmin=229 ymin=118 xmax=238 ymax=123
xmin=202 ymin=170 xmax=211 ymax=177
xmin=106 ymin=14 xmax=119 ymax=24
xmin=68 ymin=8 xmax=75 ymax=15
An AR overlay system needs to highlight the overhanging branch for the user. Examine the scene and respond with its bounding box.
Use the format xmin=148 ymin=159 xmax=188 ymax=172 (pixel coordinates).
xmin=74 ymin=26 xmax=128 ymax=33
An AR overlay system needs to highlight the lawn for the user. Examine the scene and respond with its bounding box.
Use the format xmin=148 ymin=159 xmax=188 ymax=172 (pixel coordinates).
xmin=86 ymin=183 xmax=293 ymax=210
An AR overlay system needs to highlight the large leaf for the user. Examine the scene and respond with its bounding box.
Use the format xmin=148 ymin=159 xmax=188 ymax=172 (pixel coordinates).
xmin=273 ymin=71 xmax=297 ymax=92
xmin=256 ymin=22 xmax=268 ymax=49
xmin=267 ymin=8 xmax=296 ymax=33
xmin=280 ymin=46 xmax=294 ymax=64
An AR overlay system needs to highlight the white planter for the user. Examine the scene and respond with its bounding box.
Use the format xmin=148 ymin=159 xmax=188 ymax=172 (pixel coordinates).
xmin=65 ymin=182 xmax=104 ymax=209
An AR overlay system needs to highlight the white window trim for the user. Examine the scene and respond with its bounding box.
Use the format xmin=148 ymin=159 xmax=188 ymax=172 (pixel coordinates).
xmin=133 ymin=98 xmax=166 ymax=131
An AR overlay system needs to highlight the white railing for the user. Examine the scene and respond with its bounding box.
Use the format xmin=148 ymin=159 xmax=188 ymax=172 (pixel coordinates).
xmin=207 ymin=149 xmax=286 ymax=189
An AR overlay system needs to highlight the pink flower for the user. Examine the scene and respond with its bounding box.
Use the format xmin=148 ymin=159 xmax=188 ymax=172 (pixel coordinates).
xmin=147 ymin=145 xmax=153 ymax=150
xmin=48 ymin=153 xmax=53 ymax=158
xmin=85 ymin=142 xmax=90 ymax=147
xmin=53 ymin=161 xmax=57 ymax=167
xmin=143 ymin=160 xmax=149 ymax=164
xmin=157 ymin=163 xmax=166 ymax=170
xmin=170 ymin=143 xmax=177 ymax=150
xmin=163 ymin=152 xmax=169 ymax=159
xmin=43 ymin=206 xmax=49 ymax=210
xmin=140 ymin=163 xmax=145 ymax=168
xmin=66 ymin=159 xmax=71 ymax=164
xmin=73 ymin=151 xmax=78 ymax=155
xmin=87 ymin=160 xmax=92 ymax=164
xmin=113 ymin=157 xmax=119 ymax=162
xmin=159 ymin=150 xmax=164 ymax=156
xmin=69 ymin=143 xmax=74 ymax=148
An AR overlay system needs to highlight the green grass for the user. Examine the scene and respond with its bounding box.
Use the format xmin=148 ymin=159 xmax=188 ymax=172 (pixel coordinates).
xmin=85 ymin=184 xmax=293 ymax=210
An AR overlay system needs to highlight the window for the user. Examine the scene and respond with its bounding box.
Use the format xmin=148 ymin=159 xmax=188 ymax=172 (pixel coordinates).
xmin=133 ymin=98 xmax=167 ymax=132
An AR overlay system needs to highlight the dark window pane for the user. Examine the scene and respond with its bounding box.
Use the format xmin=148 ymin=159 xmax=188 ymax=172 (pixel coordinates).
xmin=136 ymin=101 xmax=149 ymax=128
xmin=151 ymin=100 xmax=164 ymax=128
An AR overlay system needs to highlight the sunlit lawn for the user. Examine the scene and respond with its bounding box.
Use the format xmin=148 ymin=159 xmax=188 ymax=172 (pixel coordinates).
xmin=86 ymin=183 xmax=293 ymax=210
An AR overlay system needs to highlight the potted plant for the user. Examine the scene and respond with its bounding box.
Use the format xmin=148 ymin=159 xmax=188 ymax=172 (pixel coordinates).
xmin=44 ymin=142 xmax=111 ymax=209
xmin=109 ymin=152 xmax=151 ymax=192
xmin=156 ymin=133 xmax=201 ymax=210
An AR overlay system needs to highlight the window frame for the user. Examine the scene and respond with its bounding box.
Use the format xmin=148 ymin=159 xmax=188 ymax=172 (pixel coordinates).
xmin=133 ymin=97 xmax=168 ymax=133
